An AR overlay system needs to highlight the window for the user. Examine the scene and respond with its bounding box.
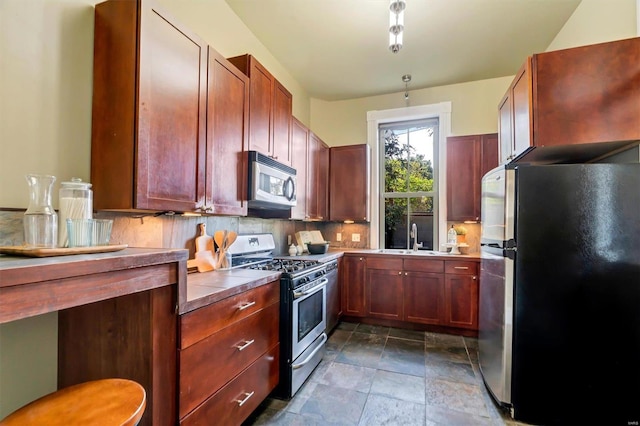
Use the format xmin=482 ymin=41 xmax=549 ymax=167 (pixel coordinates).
xmin=380 ymin=118 xmax=438 ymax=250
xmin=366 ymin=102 xmax=451 ymax=250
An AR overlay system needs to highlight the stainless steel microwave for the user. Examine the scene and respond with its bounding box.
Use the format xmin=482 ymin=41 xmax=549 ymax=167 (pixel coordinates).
xmin=247 ymin=151 xmax=297 ymax=209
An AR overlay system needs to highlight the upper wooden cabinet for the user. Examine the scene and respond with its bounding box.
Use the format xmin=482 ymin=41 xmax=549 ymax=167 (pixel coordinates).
xmin=290 ymin=118 xmax=309 ymax=220
xmin=499 ymin=37 xmax=640 ymax=163
xmin=205 ymin=48 xmax=249 ymax=216
xmin=329 ymin=144 xmax=369 ymax=222
xmin=307 ymin=132 xmax=329 ymax=221
xmin=447 ymin=133 xmax=498 ymax=222
xmin=227 ymin=55 xmax=293 ymax=166
xmin=91 ymin=0 xmax=207 ymax=211
xmin=90 ymin=1 xmax=247 ymax=215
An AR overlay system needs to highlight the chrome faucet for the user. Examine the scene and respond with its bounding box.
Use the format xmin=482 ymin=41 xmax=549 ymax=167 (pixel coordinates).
xmin=411 ymin=223 xmax=422 ymax=251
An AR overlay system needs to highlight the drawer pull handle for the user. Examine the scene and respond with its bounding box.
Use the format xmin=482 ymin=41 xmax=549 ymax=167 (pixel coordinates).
xmin=235 ymin=339 xmax=255 ymax=351
xmin=238 ymin=301 xmax=256 ymax=311
xmin=454 ymin=266 xmax=469 ymax=270
xmin=236 ymin=391 xmax=255 ymax=407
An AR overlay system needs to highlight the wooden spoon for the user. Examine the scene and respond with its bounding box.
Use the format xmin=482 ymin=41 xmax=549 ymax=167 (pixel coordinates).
xmin=213 ymin=230 xmax=225 ymax=251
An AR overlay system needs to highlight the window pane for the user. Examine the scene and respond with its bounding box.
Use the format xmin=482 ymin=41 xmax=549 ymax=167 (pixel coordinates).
xmin=383 ymin=130 xmax=409 ymax=193
xmin=410 ymin=197 xmax=434 ymax=250
xmin=384 ymin=198 xmax=407 ymax=249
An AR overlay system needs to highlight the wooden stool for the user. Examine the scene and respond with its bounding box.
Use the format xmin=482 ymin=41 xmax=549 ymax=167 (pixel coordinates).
xmin=0 ymin=378 xmax=146 ymax=426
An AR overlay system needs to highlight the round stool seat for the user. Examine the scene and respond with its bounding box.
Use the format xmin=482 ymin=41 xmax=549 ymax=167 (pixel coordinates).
xmin=0 ymin=378 xmax=146 ymax=426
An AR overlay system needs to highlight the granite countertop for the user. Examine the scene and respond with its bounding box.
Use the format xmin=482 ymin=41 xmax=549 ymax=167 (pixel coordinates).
xmin=335 ymin=248 xmax=481 ymax=260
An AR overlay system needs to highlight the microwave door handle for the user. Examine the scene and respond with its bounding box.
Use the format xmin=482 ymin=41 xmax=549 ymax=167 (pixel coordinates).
xmin=284 ymin=177 xmax=295 ymax=201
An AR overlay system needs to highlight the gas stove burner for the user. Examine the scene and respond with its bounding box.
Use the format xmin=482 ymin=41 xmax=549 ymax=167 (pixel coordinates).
xmin=248 ymin=259 xmax=320 ymax=273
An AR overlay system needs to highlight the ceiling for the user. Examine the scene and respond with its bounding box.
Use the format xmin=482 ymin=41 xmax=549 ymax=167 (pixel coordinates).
xmin=224 ymin=0 xmax=582 ymax=101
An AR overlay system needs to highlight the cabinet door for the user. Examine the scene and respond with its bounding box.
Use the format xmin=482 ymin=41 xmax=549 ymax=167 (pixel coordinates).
xmin=498 ymin=92 xmax=513 ymax=164
xmin=290 ymin=118 xmax=309 ymax=220
xmin=329 ymin=145 xmax=369 ymax=222
xmin=403 ymin=271 xmax=445 ymax=325
xmin=444 ymin=274 xmax=479 ymax=330
xmin=512 ymin=59 xmax=532 ymax=160
xmin=307 ymin=132 xmax=329 ymax=220
xmin=206 ymin=48 xmax=249 ymax=216
xmin=481 ymin=134 xmax=499 ymax=177
xmin=326 ymin=265 xmax=341 ymax=333
xmin=272 ymin=80 xmax=292 ymax=165
xmin=341 ymin=255 xmax=366 ymax=317
xmin=447 ymin=135 xmax=480 ymax=221
xmin=136 ymin=2 xmax=207 ymax=211
xmin=247 ymin=58 xmax=274 ymax=156
xmin=367 ymin=268 xmax=403 ymax=320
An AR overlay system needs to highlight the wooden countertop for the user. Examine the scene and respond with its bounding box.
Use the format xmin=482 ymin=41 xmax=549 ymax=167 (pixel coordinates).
xmin=0 ymin=247 xmax=188 ymax=324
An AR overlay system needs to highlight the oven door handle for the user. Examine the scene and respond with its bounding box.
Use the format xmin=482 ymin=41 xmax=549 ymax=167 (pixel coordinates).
xmin=293 ymin=277 xmax=328 ymax=299
xmin=292 ymin=333 xmax=327 ymax=370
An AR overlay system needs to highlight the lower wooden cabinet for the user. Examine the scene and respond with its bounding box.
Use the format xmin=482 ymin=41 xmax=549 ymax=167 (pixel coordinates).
xmin=178 ymin=281 xmax=280 ymax=424
xmin=341 ymin=255 xmax=367 ymax=317
xmin=342 ymin=254 xmax=479 ymax=332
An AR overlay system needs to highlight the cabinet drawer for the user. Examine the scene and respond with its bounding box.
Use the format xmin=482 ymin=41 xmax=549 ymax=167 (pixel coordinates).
xmin=366 ymin=257 xmax=402 ymax=270
xmin=403 ymin=258 xmax=444 ymax=273
xmin=180 ymin=344 xmax=279 ymax=426
xmin=180 ymin=281 xmax=279 ymax=349
xmin=179 ymin=302 xmax=279 ymax=419
xmin=445 ymin=261 xmax=478 ymax=275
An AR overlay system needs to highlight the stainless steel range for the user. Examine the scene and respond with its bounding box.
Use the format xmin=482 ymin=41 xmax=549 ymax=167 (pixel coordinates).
xmin=227 ymin=234 xmax=336 ymax=399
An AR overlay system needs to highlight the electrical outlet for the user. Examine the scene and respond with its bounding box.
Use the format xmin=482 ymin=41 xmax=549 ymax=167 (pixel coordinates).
xmin=352 ymin=233 xmax=360 ymax=242
xmin=336 ymin=233 xmax=342 ymax=242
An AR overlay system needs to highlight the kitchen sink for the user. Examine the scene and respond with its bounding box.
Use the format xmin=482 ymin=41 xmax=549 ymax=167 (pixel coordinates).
xmin=375 ymin=249 xmax=448 ymax=256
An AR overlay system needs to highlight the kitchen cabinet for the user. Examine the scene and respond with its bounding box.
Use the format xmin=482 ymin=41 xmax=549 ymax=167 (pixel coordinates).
xmin=326 ymin=257 xmax=342 ymax=332
xmin=341 ymin=254 xmax=366 ymax=317
xmin=366 ymin=257 xmax=403 ymax=320
xmin=447 ymin=133 xmax=498 ymax=222
xmin=341 ymin=253 xmax=479 ymax=334
xmin=329 ymin=144 xmax=370 ymax=222
xmin=307 ymin=132 xmax=329 ymax=221
xmin=205 ymin=47 xmax=250 ymax=215
xmin=443 ymin=261 xmax=479 ymax=330
xmin=499 ymin=37 xmax=640 ymax=163
xmin=403 ymin=258 xmax=445 ymax=325
xmin=91 ymin=0 xmax=207 ymax=212
xmin=227 ymin=54 xmax=293 ymax=166
xmin=91 ymin=1 xmax=247 ymax=215
xmin=290 ymin=117 xmax=309 ymax=220
xmin=178 ymin=281 xmax=280 ymax=424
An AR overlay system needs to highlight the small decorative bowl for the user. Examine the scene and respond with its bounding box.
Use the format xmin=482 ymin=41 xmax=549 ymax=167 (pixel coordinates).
xmin=307 ymin=242 xmax=329 ymax=254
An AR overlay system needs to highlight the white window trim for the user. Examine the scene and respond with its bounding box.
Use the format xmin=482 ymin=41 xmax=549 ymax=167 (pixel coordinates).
xmin=367 ymin=102 xmax=452 ymax=249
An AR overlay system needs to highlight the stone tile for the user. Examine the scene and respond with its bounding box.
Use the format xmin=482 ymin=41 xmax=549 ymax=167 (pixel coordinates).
xmin=424 ymin=359 xmax=477 ymax=385
xmin=244 ymin=407 xmax=323 ymax=425
xmin=425 ymin=404 xmax=496 ymax=426
xmin=285 ymin=381 xmax=319 ymax=414
xmin=426 ymin=345 xmax=471 ymax=364
xmin=378 ymin=337 xmax=426 ymax=377
xmin=312 ymin=361 xmax=376 ymax=393
xmin=425 ymin=332 xmax=466 ymax=348
xmin=336 ymin=332 xmax=385 ymax=369
xmin=464 ymin=336 xmax=479 ymax=350
xmin=354 ymin=323 xmax=390 ymax=336
xmin=388 ymin=327 xmax=426 ymax=341
xmin=326 ymin=329 xmax=352 ymax=354
xmin=370 ymin=370 xmax=426 ymax=404
xmin=424 ymin=378 xmax=490 ymax=417
xmin=298 ymin=384 xmax=367 ymax=425
xmin=358 ymin=394 xmax=425 ymax=426
xmin=336 ymin=321 xmax=358 ymax=331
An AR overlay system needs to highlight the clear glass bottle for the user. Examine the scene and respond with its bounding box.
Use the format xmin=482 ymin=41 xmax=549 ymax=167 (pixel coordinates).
xmin=24 ymin=174 xmax=58 ymax=247
xmin=58 ymin=178 xmax=93 ymax=247
xmin=447 ymin=225 xmax=457 ymax=245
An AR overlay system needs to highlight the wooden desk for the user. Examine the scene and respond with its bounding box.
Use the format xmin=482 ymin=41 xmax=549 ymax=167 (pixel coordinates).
xmin=0 ymin=248 xmax=188 ymax=426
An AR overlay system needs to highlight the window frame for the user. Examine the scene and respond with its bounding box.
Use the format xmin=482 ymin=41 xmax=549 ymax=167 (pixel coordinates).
xmin=366 ymin=102 xmax=451 ymax=249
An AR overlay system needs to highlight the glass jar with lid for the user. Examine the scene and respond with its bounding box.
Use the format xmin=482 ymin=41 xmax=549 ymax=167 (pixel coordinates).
xmin=58 ymin=178 xmax=93 ymax=247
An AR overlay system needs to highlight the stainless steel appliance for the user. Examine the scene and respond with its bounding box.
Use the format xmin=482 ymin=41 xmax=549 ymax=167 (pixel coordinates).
xmin=227 ymin=234 xmax=335 ymax=399
xmin=479 ymin=162 xmax=640 ymax=425
xmin=247 ymin=151 xmax=297 ymax=209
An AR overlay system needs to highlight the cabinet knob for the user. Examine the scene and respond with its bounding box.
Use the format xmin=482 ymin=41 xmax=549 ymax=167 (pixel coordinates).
xmin=473 ymin=276 xmax=477 ymax=280
xmin=398 ymin=271 xmax=402 ymax=275
xmin=359 ymin=257 xmax=363 ymax=261
xmin=405 ymin=272 xmax=408 ymax=276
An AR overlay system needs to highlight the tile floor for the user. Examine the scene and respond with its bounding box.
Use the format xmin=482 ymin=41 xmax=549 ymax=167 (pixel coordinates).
xmin=245 ymin=322 xmax=531 ymax=426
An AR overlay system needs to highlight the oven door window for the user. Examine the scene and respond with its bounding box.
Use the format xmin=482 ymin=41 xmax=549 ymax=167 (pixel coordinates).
xmin=297 ymin=290 xmax=324 ymax=342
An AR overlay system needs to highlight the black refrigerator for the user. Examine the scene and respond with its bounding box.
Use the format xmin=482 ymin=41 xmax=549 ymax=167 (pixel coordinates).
xmin=478 ymin=162 xmax=640 ymax=426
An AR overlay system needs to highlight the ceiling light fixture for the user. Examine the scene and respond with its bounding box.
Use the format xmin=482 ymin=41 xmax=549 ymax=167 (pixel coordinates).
xmin=403 ymin=74 xmax=411 ymax=101
xmin=389 ymin=0 xmax=406 ymax=53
